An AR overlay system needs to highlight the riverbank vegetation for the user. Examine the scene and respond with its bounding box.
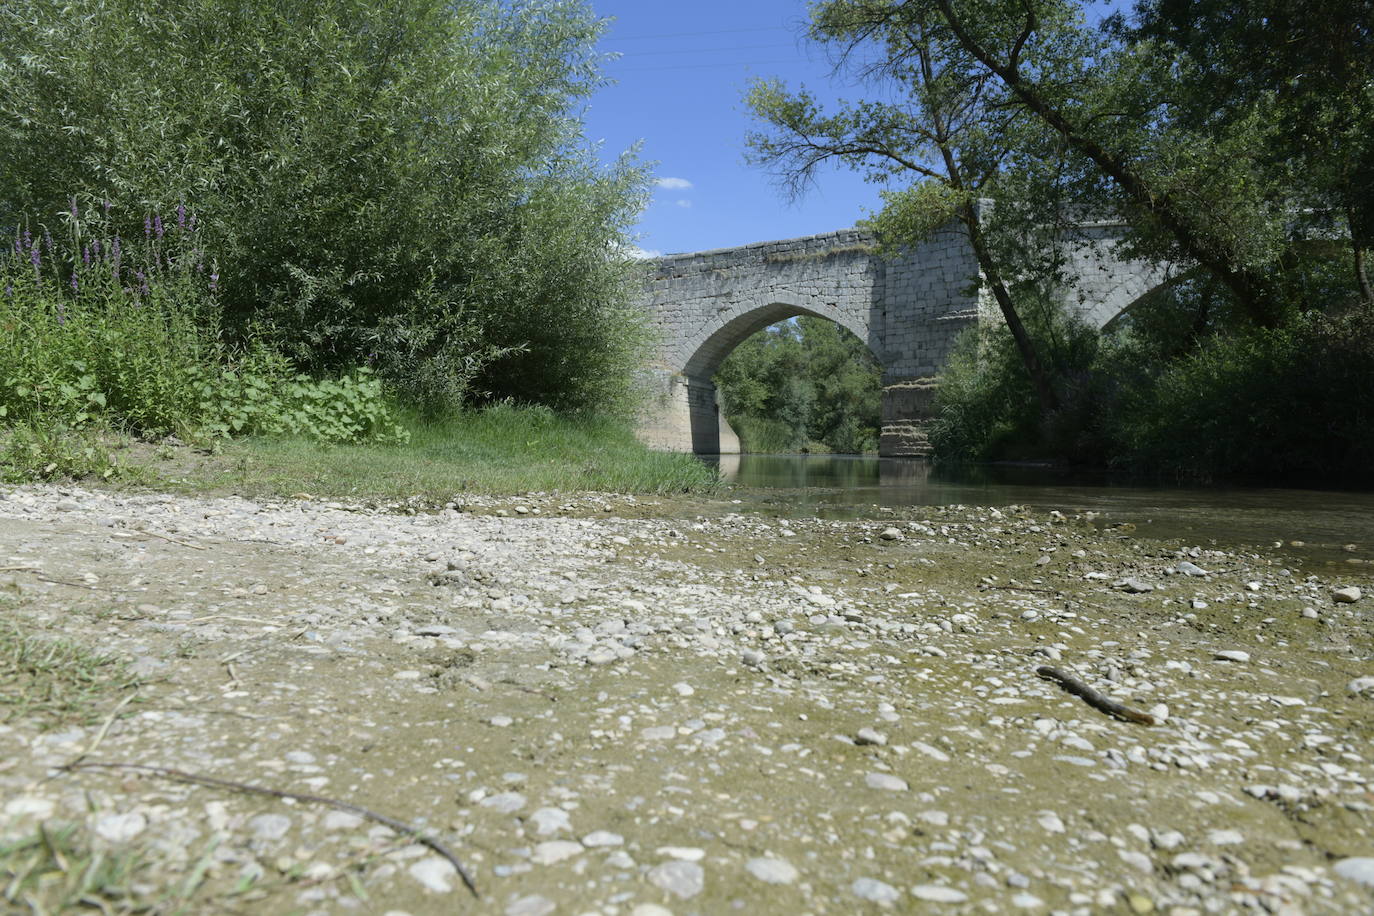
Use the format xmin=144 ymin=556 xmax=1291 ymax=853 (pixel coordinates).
xmin=714 ymin=317 xmax=882 ymax=453
xmin=745 ymin=0 xmax=1374 ymax=483
xmin=0 ymin=0 xmax=711 ymax=493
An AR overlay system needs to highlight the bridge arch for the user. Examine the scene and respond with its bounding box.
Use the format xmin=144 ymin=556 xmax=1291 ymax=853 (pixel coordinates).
xmin=675 ymin=295 xmax=881 ymax=454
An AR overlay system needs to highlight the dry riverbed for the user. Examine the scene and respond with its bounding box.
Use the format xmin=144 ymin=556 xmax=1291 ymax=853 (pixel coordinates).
xmin=2 ymin=484 xmax=1373 ymax=915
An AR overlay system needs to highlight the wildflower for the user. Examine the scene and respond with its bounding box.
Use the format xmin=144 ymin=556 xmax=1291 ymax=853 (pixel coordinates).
xmin=56 ymin=302 xmax=66 ymax=325
xmin=30 ymin=246 xmax=40 ymax=272
xmin=209 ymin=266 xmax=219 ymax=292
xmin=177 ymin=203 xmax=187 ymax=230
xmin=144 ymin=215 xmax=152 ymax=239
xmin=69 ymin=197 xmax=79 ymax=222
xmin=83 ymin=245 xmax=92 ymax=267
xmin=70 ymin=273 xmax=79 ymax=293
xmin=103 ymin=200 xmax=112 ymax=216
xmin=136 ymin=269 xmax=149 ymax=297
xmin=154 ymin=214 xmax=164 ymax=239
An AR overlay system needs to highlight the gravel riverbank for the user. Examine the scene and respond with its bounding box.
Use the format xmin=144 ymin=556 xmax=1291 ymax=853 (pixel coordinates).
xmin=2 ymin=484 xmax=1373 ymax=914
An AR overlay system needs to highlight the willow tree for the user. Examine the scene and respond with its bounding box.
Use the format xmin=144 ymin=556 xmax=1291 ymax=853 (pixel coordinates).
xmin=746 ymin=0 xmax=1072 ymax=415
xmin=0 ymin=0 xmax=651 ymax=414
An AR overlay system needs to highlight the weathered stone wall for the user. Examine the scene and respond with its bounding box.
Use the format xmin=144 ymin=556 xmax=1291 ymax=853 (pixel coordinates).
xmin=634 ymin=217 xmax=1168 ymax=456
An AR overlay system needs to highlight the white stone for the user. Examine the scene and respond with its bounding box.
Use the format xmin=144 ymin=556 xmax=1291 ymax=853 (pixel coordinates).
xmin=852 ymin=877 xmax=902 ymax=904
xmin=1214 ymin=650 xmax=1251 ymax=663
xmin=866 ymin=772 xmax=909 ymax=792
xmin=529 ymin=807 xmax=570 ymax=835
xmin=648 ymin=860 xmax=704 ymax=899
xmin=745 ymin=857 xmax=799 ymax=884
xmin=505 ymin=895 xmax=555 ymax=916
xmin=409 ymin=856 xmax=456 ymax=893
xmin=94 ymin=811 xmax=147 ymax=843
xmin=582 ymin=830 xmax=624 ymax=847
xmin=911 ymin=884 xmax=968 ymax=903
xmin=1333 ymin=586 xmax=1363 ymax=603
xmin=530 ymin=841 xmax=584 ymax=865
xmin=1334 ymin=857 xmax=1374 ymax=887
xmin=656 ymin=846 xmax=705 ymax=861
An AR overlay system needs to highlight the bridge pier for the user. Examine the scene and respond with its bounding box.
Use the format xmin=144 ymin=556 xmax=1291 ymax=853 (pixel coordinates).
xmin=880 ymin=376 xmax=939 ymax=458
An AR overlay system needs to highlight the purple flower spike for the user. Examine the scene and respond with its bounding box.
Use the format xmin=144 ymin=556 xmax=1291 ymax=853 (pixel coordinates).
xmin=83 ymin=245 xmax=92 ymax=267
xmin=30 ymin=247 xmax=40 ymax=271
xmin=177 ymin=203 xmax=186 ymax=230
xmin=103 ymin=200 xmax=112 ymax=215
xmin=144 ymin=215 xmax=152 ymax=239
xmin=70 ymin=197 xmax=79 ymax=221
xmin=154 ymin=214 xmax=164 ymax=239
xmin=71 ymin=274 xmax=79 ymax=293
xmin=56 ymin=303 xmax=66 ymax=325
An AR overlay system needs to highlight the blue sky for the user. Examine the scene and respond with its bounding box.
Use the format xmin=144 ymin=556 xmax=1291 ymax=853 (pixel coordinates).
xmin=582 ymin=0 xmax=1121 ymax=257
xmin=583 ymin=0 xmax=886 ymax=256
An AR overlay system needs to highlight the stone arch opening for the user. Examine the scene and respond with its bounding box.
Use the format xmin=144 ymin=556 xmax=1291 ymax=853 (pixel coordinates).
xmin=679 ymin=298 xmax=881 ymax=454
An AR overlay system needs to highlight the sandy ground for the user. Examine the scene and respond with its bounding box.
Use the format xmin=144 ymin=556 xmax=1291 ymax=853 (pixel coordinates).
xmin=2 ymin=484 xmax=1373 ymax=915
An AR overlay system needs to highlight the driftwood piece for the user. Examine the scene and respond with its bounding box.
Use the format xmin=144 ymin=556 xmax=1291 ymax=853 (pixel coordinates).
xmin=61 ymin=760 xmax=478 ymax=897
xmin=1036 ymin=665 xmax=1157 ymax=726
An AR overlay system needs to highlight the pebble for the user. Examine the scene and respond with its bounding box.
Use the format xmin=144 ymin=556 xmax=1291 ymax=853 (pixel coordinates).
xmin=852 ymin=877 xmax=902 ymax=904
xmin=1115 ymin=578 xmax=1154 ymax=594
xmin=94 ymin=811 xmax=147 ymax=843
xmin=505 ymin=895 xmax=555 ymax=916
xmin=1012 ymin=892 xmax=1046 ymax=908
xmin=656 ymin=846 xmax=705 ymax=861
xmin=880 ymin=527 xmax=902 ymax=540
xmin=1333 ymin=857 xmax=1374 ymax=887
xmin=741 ymin=648 xmax=765 ymax=667
xmin=480 ymin=792 xmax=526 ymax=814
xmin=582 ymin=830 xmax=624 ymax=847
xmin=1213 ymin=650 xmax=1251 ymax=663
xmin=1348 ymin=676 xmax=1374 ymax=697
xmin=855 ymin=727 xmax=888 ymax=746
xmin=745 ymin=857 xmax=799 ymax=884
xmin=530 ymin=841 xmax=583 ymax=865
xmin=249 ymin=813 xmax=291 ymax=841
xmin=1334 ymin=586 xmax=1363 ymax=603
xmin=1176 ymin=560 xmax=1209 ymax=576
xmin=647 ymin=860 xmax=704 ymax=899
xmin=409 ymin=856 xmax=457 ymax=893
xmin=911 ymin=884 xmax=969 ymax=903
xmin=866 ymin=772 xmax=909 ymax=791
xmin=529 ymin=807 xmax=571 ymax=835
xmin=672 ymin=682 xmax=695 ymax=696
xmin=631 ymin=905 xmax=675 ymax=916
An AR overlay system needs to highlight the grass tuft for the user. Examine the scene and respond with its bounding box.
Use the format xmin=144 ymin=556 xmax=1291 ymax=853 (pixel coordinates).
xmin=0 ymin=618 xmax=140 ymax=728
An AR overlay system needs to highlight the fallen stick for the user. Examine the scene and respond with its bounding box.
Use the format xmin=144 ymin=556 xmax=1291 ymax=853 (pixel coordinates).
xmin=60 ymin=760 xmax=478 ymax=897
xmin=1035 ymin=665 xmax=1157 ymax=726
xmin=117 ymin=529 xmax=206 ymax=550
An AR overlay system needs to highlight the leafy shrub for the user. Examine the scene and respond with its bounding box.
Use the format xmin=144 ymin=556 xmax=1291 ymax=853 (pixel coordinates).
xmin=0 ymin=205 xmax=406 ymax=450
xmin=0 ymin=0 xmax=651 ymax=416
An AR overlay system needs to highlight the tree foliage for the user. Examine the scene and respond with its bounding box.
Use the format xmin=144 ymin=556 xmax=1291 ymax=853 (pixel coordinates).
xmin=0 ymin=0 xmax=650 ymax=415
xmin=714 ymin=318 xmax=883 ymax=454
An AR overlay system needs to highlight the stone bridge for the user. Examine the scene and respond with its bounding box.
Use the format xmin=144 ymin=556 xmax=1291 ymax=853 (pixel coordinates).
xmin=633 ymin=216 xmax=1168 ymax=456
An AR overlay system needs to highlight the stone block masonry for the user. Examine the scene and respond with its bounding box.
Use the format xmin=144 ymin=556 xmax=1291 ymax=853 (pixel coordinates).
xmin=633 ymin=219 xmax=1167 ymax=456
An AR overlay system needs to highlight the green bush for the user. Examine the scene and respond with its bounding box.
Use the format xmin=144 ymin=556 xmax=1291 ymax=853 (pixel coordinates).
xmin=930 ymin=301 xmax=1101 ymax=462
xmin=0 ymin=0 xmax=651 ymax=416
xmin=0 ymin=207 xmax=406 ymax=452
xmin=1109 ymin=310 xmax=1374 ymax=481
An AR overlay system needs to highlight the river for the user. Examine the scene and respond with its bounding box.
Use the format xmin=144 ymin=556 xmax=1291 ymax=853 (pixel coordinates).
xmin=704 ymin=453 xmax=1374 ymax=574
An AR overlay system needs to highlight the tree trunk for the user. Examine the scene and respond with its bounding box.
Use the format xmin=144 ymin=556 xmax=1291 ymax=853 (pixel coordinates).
xmin=961 ymin=204 xmax=1060 ymax=416
xmin=934 ymin=0 xmax=1279 ymax=328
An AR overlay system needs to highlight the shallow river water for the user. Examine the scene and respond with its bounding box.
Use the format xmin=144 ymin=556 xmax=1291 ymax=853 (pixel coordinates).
xmin=707 ymin=453 xmax=1374 ymax=573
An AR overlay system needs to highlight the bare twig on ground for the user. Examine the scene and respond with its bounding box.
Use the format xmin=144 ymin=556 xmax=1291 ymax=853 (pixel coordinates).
xmin=114 ymin=529 xmax=206 ymax=551
xmin=59 ymin=760 xmax=479 ymax=897
xmin=1035 ymin=665 xmax=1157 ymax=726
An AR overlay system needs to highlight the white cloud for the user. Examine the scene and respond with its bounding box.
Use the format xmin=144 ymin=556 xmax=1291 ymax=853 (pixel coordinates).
xmin=655 ymin=177 xmax=693 ymax=191
xmin=628 ymin=246 xmax=663 ymax=259
xmin=676 ymin=199 xmax=693 ymax=209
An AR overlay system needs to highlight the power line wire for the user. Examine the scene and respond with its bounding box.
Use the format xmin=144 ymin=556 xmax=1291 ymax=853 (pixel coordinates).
xmin=606 ymin=25 xmax=794 ymax=41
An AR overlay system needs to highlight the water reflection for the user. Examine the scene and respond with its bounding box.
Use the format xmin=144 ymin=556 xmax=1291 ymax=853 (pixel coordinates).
xmin=701 ymin=453 xmax=1374 ymax=571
